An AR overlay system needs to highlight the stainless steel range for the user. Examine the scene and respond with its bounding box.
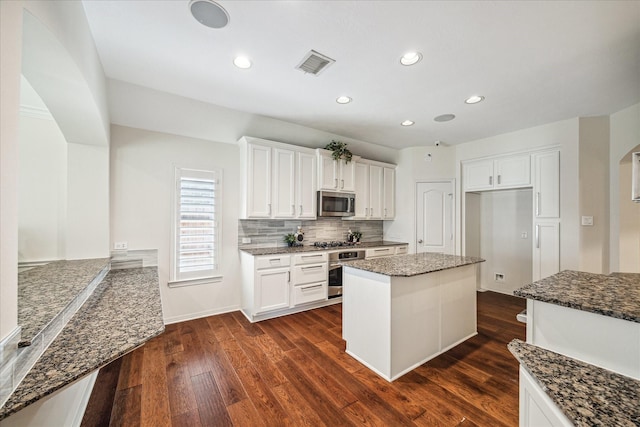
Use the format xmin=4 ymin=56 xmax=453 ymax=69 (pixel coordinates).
xmin=328 ymin=248 xmax=365 ymax=298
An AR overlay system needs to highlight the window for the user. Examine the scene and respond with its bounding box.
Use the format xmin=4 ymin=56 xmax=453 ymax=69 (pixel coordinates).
xmin=171 ymin=167 xmax=220 ymax=284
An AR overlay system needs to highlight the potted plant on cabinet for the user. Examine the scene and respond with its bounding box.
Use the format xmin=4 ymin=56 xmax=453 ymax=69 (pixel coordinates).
xmin=325 ymin=140 xmax=353 ymax=163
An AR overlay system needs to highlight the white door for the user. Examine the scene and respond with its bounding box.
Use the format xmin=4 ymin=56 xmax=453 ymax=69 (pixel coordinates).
xmin=272 ymin=147 xmax=295 ymax=218
xmin=416 ymin=181 xmax=454 ymax=254
xmin=368 ymin=165 xmax=383 ymax=219
xmin=353 ymin=161 xmax=370 ymax=218
xmin=296 ymin=151 xmax=317 ymax=218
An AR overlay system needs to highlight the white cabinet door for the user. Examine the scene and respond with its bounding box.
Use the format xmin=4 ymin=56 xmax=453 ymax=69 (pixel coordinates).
xmin=533 ymin=222 xmax=560 ymax=281
xmin=255 ymin=267 xmax=290 ymax=314
xmin=318 ymin=152 xmax=338 ymax=190
xmin=296 ymin=151 xmax=317 ymax=218
xmin=272 ymin=147 xmax=296 ymax=218
xmin=247 ymin=143 xmax=272 ymax=217
xmin=463 ymin=160 xmax=494 ymax=191
xmin=383 ymin=167 xmax=395 ymax=219
xmin=495 ymin=154 xmax=531 ymax=188
xmin=368 ymin=164 xmax=383 ymax=219
xmin=339 ymin=160 xmax=356 ymax=192
xmin=353 ymin=161 xmax=370 ymax=218
xmin=534 ymin=151 xmax=560 ymax=219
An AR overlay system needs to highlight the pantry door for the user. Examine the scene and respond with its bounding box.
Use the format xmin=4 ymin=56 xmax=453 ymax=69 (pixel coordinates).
xmin=416 ymin=181 xmax=454 ymax=254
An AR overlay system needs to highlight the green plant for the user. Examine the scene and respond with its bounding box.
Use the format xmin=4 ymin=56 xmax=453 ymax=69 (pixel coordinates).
xmin=284 ymin=233 xmax=297 ymax=244
xmin=325 ymin=140 xmax=353 ymax=163
xmin=351 ymin=230 xmax=362 ymax=240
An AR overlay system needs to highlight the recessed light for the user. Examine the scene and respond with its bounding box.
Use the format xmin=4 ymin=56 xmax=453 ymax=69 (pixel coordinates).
xmin=336 ymin=96 xmax=352 ymax=104
xmin=400 ymin=52 xmax=423 ymax=66
xmin=465 ymin=95 xmax=485 ymax=104
xmin=189 ymin=0 xmax=229 ymax=29
xmin=401 ymin=120 xmax=415 ymax=126
xmin=233 ymin=56 xmax=252 ymax=69
xmin=434 ymin=114 xmax=456 ymax=122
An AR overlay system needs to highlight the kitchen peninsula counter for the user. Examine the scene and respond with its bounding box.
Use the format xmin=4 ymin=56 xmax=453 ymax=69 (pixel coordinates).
xmin=341 ymin=253 xmax=484 ymax=381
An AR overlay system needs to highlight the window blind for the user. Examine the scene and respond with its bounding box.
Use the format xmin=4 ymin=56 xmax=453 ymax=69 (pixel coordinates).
xmin=174 ymin=168 xmax=219 ymax=281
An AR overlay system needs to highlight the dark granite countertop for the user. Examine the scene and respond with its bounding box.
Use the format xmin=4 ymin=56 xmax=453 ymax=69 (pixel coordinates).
xmin=514 ymin=270 xmax=640 ymax=323
xmin=18 ymin=258 xmax=110 ymax=346
xmin=0 ymin=267 xmax=164 ymax=420
xmin=509 ymin=339 xmax=640 ymax=427
xmin=341 ymin=252 xmax=484 ymax=277
xmin=240 ymin=240 xmax=407 ymax=256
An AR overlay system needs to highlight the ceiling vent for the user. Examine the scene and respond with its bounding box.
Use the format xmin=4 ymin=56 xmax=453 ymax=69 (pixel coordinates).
xmin=296 ymin=50 xmax=335 ymax=75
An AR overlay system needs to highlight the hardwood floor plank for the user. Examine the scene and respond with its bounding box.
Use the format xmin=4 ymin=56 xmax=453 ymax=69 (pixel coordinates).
xmin=270 ymin=382 xmax=326 ymax=427
xmin=170 ymin=409 xmax=202 ymax=427
xmin=230 ymin=310 xmax=265 ymax=337
xmin=218 ymin=338 xmax=251 ymax=369
xmin=234 ymin=334 xmax=287 ymax=387
xmin=234 ymin=365 xmax=289 ymax=427
xmin=314 ymin=339 xmax=363 ymax=373
xmin=180 ymin=330 xmax=209 ymax=378
xmin=190 ymin=371 xmax=233 ymax=427
xmin=81 ymin=357 xmax=122 ymax=427
xmin=163 ymin=324 xmax=184 ymax=355
xmin=254 ymin=320 xmax=296 ymax=352
xmin=140 ymin=340 xmax=171 ymax=427
xmin=165 ymin=351 xmax=198 ymax=417
xmin=275 ymin=355 xmax=355 ymax=426
xmin=205 ymin=315 xmax=234 ymax=342
xmin=109 ymin=384 xmax=142 ymax=427
xmin=226 ymin=398 xmax=266 ymax=427
xmin=116 ymin=346 xmax=144 ymax=391
xmin=342 ymin=401 xmax=388 ymax=427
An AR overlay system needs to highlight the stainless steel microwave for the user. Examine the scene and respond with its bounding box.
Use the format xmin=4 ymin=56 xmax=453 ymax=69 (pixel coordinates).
xmin=317 ymin=191 xmax=355 ymax=217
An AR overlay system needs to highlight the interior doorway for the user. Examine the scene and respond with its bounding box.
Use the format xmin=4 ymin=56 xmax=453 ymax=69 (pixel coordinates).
xmin=415 ymin=181 xmax=454 ymax=254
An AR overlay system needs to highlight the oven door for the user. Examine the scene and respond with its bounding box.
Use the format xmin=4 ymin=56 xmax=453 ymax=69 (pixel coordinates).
xmin=328 ymin=264 xmax=342 ymax=298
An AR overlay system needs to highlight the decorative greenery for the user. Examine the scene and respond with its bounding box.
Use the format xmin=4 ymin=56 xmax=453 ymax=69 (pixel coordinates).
xmin=325 ymin=140 xmax=353 ymax=163
xmin=351 ymin=230 xmax=362 ymax=240
xmin=284 ymin=233 xmax=297 ymax=245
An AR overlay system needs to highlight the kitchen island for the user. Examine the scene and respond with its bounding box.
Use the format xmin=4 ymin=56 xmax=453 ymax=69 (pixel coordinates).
xmin=341 ymin=252 xmax=484 ymax=381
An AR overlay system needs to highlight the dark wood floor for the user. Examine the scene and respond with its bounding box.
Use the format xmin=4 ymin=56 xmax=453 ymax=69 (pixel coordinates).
xmin=82 ymin=291 xmax=526 ymax=427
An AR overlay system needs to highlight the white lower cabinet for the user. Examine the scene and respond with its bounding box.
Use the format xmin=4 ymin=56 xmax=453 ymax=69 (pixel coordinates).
xmin=293 ymin=282 xmax=326 ymax=306
xmin=291 ymin=253 xmax=327 ymax=306
xmin=533 ymin=221 xmax=560 ymax=281
xmin=519 ymin=367 xmax=572 ymax=427
xmin=365 ymin=247 xmax=396 ymax=259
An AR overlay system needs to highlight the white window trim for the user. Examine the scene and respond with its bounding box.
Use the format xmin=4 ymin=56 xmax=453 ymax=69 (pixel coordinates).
xmin=170 ymin=166 xmax=223 ymax=285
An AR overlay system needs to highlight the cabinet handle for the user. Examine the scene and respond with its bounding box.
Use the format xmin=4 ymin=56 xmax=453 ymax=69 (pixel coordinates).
xmin=497 ymin=175 xmax=501 ymax=185
xmin=341 ymin=179 xmax=344 ymax=189
xmin=384 ymin=208 xmax=387 ymax=217
xmin=449 ymin=193 xmax=454 ymax=241
xmin=365 ymin=207 xmax=368 ymax=216
xmin=489 ymin=176 xmax=493 ymax=186
xmin=288 ymin=271 xmax=291 ymax=282
xmin=299 ymin=205 xmax=303 ymax=216
xmin=334 ymin=178 xmax=338 ymax=188
xmin=270 ymin=258 xmax=281 ymax=262
xmin=374 ymin=249 xmax=387 ymax=252
xmin=268 ymin=203 xmax=271 ymax=215
xmin=536 ymin=192 xmax=541 ymax=216
xmin=292 ymin=204 xmax=295 ymax=215
xmin=301 ymin=284 xmax=323 ymax=291
xmin=535 ymin=225 xmax=540 ymax=249
xmin=302 ymin=266 xmax=323 ymax=271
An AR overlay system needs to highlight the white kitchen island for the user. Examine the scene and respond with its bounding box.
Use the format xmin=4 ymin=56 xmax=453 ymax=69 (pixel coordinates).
xmin=341 ymin=253 xmax=484 ymax=381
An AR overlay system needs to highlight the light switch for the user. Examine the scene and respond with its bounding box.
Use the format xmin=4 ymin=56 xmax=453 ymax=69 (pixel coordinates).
xmin=581 ymin=216 xmax=594 ymax=226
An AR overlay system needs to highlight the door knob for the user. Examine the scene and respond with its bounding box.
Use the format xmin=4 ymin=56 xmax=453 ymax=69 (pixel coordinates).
xmin=418 ymin=239 xmax=423 ymax=243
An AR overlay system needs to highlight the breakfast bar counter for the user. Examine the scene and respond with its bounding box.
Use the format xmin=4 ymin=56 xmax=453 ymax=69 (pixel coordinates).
xmin=341 ymin=253 xmax=484 ymax=381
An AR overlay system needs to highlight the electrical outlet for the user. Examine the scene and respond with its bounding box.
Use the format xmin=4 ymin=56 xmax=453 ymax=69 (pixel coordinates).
xmin=581 ymin=216 xmax=594 ymax=226
xmin=521 ymin=232 xmax=528 ymax=239
xmin=494 ymin=273 xmax=505 ymax=282
xmin=114 ymin=242 xmax=128 ymax=250
xmin=242 ymin=237 xmax=251 ymax=244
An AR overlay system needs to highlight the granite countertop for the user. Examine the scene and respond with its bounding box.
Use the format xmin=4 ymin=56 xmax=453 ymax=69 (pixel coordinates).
xmin=0 ymin=267 xmax=165 ymax=420
xmin=341 ymin=252 xmax=484 ymax=277
xmin=240 ymin=240 xmax=407 ymax=256
xmin=508 ymin=339 xmax=640 ymax=427
xmin=18 ymin=258 xmax=111 ymax=345
xmin=514 ymin=270 xmax=640 ymax=323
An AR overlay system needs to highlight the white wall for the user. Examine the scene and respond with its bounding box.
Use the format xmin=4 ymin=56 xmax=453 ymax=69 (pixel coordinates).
xmin=477 ymin=189 xmax=533 ymax=294
xmin=18 ymin=111 xmax=67 ymax=262
xmin=609 ymin=103 xmax=640 ymax=272
xmin=578 ymin=116 xmax=610 ymax=273
xmin=455 ymin=118 xmax=580 ymax=271
xmin=385 ymin=146 xmax=456 ymax=252
xmin=110 ymin=125 xmax=241 ymax=323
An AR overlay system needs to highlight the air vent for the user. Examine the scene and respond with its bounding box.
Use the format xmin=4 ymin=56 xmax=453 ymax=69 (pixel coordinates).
xmin=296 ymin=50 xmax=335 ymax=75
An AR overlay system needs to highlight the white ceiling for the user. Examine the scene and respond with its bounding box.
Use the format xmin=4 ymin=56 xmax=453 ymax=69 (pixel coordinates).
xmin=82 ymin=0 xmax=640 ymax=149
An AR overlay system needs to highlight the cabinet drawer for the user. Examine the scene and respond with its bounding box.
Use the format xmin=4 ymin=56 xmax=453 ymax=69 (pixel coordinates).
xmin=365 ymin=247 xmax=395 ymax=258
xmin=293 ymin=281 xmax=327 ymax=306
xmin=256 ymin=255 xmax=291 ymax=270
xmin=292 ymin=263 xmax=327 ymax=285
xmin=395 ymin=245 xmax=408 ymax=255
xmin=293 ymin=252 xmax=328 ymax=265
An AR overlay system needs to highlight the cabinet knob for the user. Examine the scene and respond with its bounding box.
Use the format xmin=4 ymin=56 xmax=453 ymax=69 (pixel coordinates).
xmin=418 ymin=239 xmax=423 ymax=244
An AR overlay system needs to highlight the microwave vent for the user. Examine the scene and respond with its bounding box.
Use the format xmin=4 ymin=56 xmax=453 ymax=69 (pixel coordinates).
xmin=296 ymin=50 xmax=335 ymax=75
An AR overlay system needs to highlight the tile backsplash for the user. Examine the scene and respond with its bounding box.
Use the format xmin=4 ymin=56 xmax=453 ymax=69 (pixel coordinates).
xmin=238 ymin=218 xmax=383 ymax=248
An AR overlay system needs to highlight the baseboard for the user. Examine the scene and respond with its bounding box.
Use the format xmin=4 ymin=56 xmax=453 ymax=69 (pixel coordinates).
xmin=163 ymin=305 xmax=240 ymax=325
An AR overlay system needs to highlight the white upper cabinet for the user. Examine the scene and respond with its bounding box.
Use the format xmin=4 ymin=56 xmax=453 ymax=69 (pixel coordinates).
xmin=296 ymin=151 xmax=317 ymax=218
xmin=463 ymin=154 xmax=531 ymax=191
xmin=352 ymin=160 xmax=396 ymax=220
xmin=534 ymin=151 xmax=560 ymax=219
xmin=383 ymin=166 xmax=396 ymax=219
xmin=239 ymin=137 xmax=317 ymax=219
xmin=317 ymin=149 xmax=356 ymax=192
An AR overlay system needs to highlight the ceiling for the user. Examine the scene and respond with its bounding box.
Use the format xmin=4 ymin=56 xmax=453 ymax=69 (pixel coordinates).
xmin=82 ymin=1 xmax=640 ymax=149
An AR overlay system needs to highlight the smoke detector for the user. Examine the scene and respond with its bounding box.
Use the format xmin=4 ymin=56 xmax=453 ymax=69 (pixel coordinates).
xmin=296 ymin=50 xmax=335 ymax=75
